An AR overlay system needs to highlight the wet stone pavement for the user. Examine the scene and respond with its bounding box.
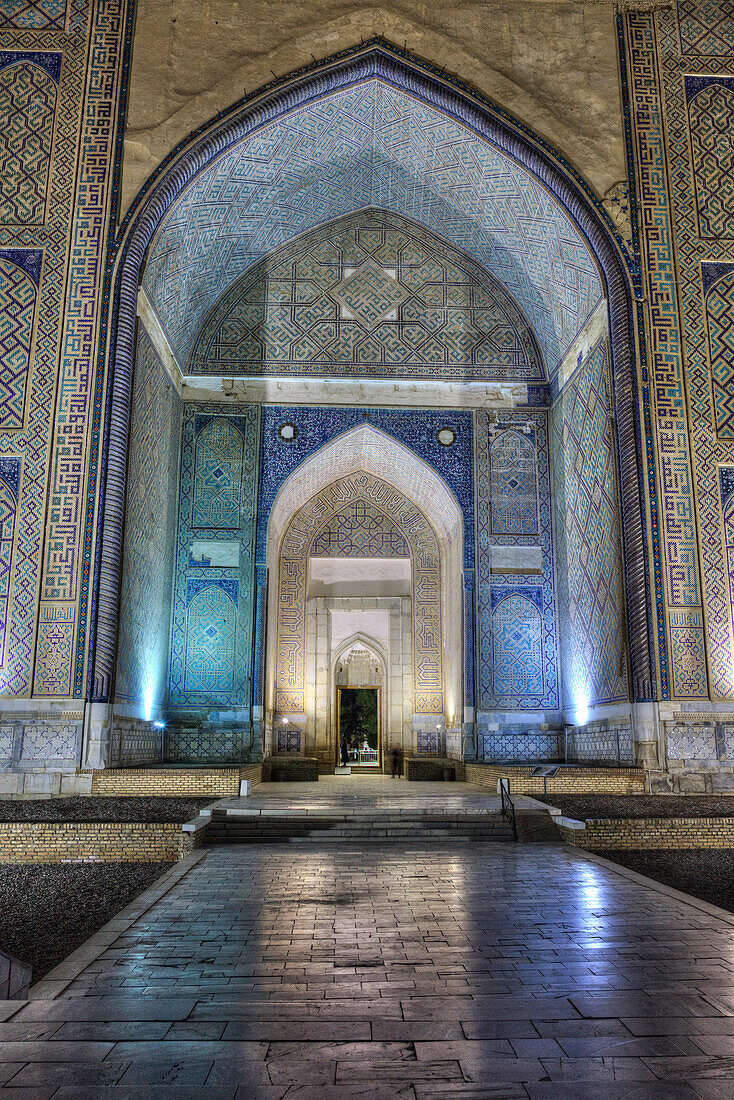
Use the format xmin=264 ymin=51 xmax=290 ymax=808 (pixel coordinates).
xmin=3 ymin=842 xmax=734 ymax=1097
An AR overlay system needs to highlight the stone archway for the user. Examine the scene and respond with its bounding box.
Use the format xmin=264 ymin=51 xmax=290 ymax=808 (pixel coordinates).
xmin=333 ymin=637 xmax=387 ymax=768
xmin=265 ymin=424 xmax=463 ymax=762
xmin=275 ymin=471 xmax=442 ymax=717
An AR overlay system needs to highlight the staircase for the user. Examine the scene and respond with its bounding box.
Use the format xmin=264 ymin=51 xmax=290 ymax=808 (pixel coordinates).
xmin=205 ymin=809 xmax=516 ymax=843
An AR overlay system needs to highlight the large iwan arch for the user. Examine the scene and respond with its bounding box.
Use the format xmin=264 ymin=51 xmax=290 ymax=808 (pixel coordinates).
xmin=94 ymin=43 xmax=650 ymax=732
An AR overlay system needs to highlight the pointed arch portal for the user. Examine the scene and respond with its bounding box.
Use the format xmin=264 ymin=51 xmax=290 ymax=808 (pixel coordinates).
xmin=93 ymin=40 xmax=652 ymax=730
xmin=263 ymin=425 xmax=464 ymax=760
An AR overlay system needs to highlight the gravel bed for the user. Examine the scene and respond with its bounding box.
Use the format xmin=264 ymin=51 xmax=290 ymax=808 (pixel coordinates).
xmin=547 ymin=794 xmax=734 ymax=820
xmin=598 ymin=849 xmax=734 ymax=915
xmin=0 ymin=796 xmax=215 ymax=823
xmin=0 ymin=861 xmax=170 ymax=980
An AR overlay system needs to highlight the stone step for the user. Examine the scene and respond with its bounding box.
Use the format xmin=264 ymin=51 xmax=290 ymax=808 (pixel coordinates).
xmin=206 ymin=814 xmax=515 ymax=843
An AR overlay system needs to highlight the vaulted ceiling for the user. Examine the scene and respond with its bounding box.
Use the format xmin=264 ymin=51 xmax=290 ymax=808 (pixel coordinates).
xmin=143 ymin=80 xmax=602 ymax=374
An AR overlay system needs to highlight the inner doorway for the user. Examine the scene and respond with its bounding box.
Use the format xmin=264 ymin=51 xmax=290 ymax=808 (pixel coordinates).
xmin=337 ymin=687 xmax=381 ymax=769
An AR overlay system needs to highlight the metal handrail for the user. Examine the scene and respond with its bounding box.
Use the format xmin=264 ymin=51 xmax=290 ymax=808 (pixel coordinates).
xmin=499 ymin=776 xmax=517 ymax=841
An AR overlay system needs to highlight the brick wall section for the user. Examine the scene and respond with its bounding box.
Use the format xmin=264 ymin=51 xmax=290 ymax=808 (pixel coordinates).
xmin=465 ymin=763 xmax=646 ymax=795
xmin=90 ymin=764 xmax=262 ymax=796
xmin=0 ymin=822 xmax=190 ymax=863
xmin=558 ymin=817 xmax=734 ymax=849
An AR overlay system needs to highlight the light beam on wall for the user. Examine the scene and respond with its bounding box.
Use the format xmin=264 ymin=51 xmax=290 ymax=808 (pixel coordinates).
xmin=575 ymin=694 xmax=589 ymax=727
xmin=143 ymin=679 xmax=154 ymax=723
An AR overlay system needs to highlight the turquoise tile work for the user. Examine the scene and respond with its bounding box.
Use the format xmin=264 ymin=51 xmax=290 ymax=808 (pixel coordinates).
xmin=168 ymin=405 xmax=259 ymax=713
xmin=551 ymin=339 xmax=628 ymax=711
xmin=115 ymin=331 xmax=181 ymax=716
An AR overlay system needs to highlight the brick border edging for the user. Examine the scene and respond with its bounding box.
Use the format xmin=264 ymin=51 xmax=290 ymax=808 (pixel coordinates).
xmin=0 ymin=797 xmax=224 ymax=863
xmin=19 ymin=849 xmax=209 ymax=1002
xmin=552 ymin=813 xmax=734 ymax=849
xmin=465 ymin=763 xmax=646 ymax=796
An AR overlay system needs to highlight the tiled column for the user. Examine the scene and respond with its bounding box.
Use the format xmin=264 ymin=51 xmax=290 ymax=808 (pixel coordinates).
xmin=462 ymin=569 xmax=477 ymax=760
xmin=251 ymin=565 xmax=268 ymax=757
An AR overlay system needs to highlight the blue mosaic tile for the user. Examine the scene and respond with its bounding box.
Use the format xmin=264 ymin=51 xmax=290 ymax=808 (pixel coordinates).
xmin=256 ymin=406 xmax=474 ymax=569
xmin=189 ymin=210 xmax=544 ymax=382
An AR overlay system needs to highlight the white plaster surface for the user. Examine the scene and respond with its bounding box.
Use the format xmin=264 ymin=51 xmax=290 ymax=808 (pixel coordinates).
xmin=309 ymin=558 xmax=411 ymax=597
xmin=137 ymin=287 xmax=183 ymax=393
xmin=556 ymin=299 xmax=609 ymax=392
xmin=490 ymin=546 xmax=543 ymax=573
xmin=189 ymin=540 xmax=240 ymax=567
xmin=183 ymin=377 xmax=528 ymax=409
xmin=330 ymin=610 xmax=391 ymax=655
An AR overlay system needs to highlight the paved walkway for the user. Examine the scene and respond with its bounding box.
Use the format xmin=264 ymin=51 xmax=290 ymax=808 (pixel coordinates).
xmin=3 ymin=842 xmax=734 ymax=1097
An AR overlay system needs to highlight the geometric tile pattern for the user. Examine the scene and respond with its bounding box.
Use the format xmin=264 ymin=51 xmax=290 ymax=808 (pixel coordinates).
xmin=0 ymin=0 xmax=66 ymax=28
xmin=482 ymin=730 xmax=563 ymax=762
xmin=312 ymin=500 xmax=409 ymax=558
xmin=489 ymin=429 xmax=538 ymax=534
xmin=476 ymin=409 xmax=559 ymax=711
xmin=145 ymin=81 xmax=601 ymax=373
xmin=189 ymin=211 xmax=544 ymax=381
xmin=0 ymin=54 xmax=57 ymax=225
xmin=166 ymin=727 xmax=243 ymax=763
xmin=0 ymin=0 xmax=127 ymax=698
xmin=0 ymin=15 xmax=84 ymax=697
xmin=566 ymin=725 xmax=635 ymax=766
xmin=678 ymin=0 xmax=734 ymax=54
xmin=184 ymin=584 xmax=236 ymax=695
xmin=688 ymin=80 xmax=734 ymax=239
xmin=416 ymin=730 xmax=440 ymax=755
xmin=666 ymin=722 xmax=718 ymax=760
xmin=168 ymin=405 xmax=259 ymax=710
xmin=706 ymin=268 xmax=734 ymax=438
xmin=481 ymin=730 xmax=563 ymax=765
xmin=719 ymin=468 xmax=734 ymax=666
xmin=253 ymin=406 xmax=473 ymax=715
xmin=551 ymin=339 xmax=628 ymax=709
xmin=19 ymin=720 xmax=78 ymax=760
xmin=490 ymin=592 xmax=543 ymax=697
xmin=275 ymin=471 xmax=442 ymax=716
xmin=192 ymin=418 xmax=244 ymax=529
xmin=276 ymin=727 xmax=302 ymax=754
xmin=256 ymin=407 xmax=474 ymax=569
xmin=0 ymin=255 xmax=36 ymax=428
xmin=114 ymin=330 xmax=181 ymax=712
xmin=35 ymin=0 xmax=129 ymax=696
